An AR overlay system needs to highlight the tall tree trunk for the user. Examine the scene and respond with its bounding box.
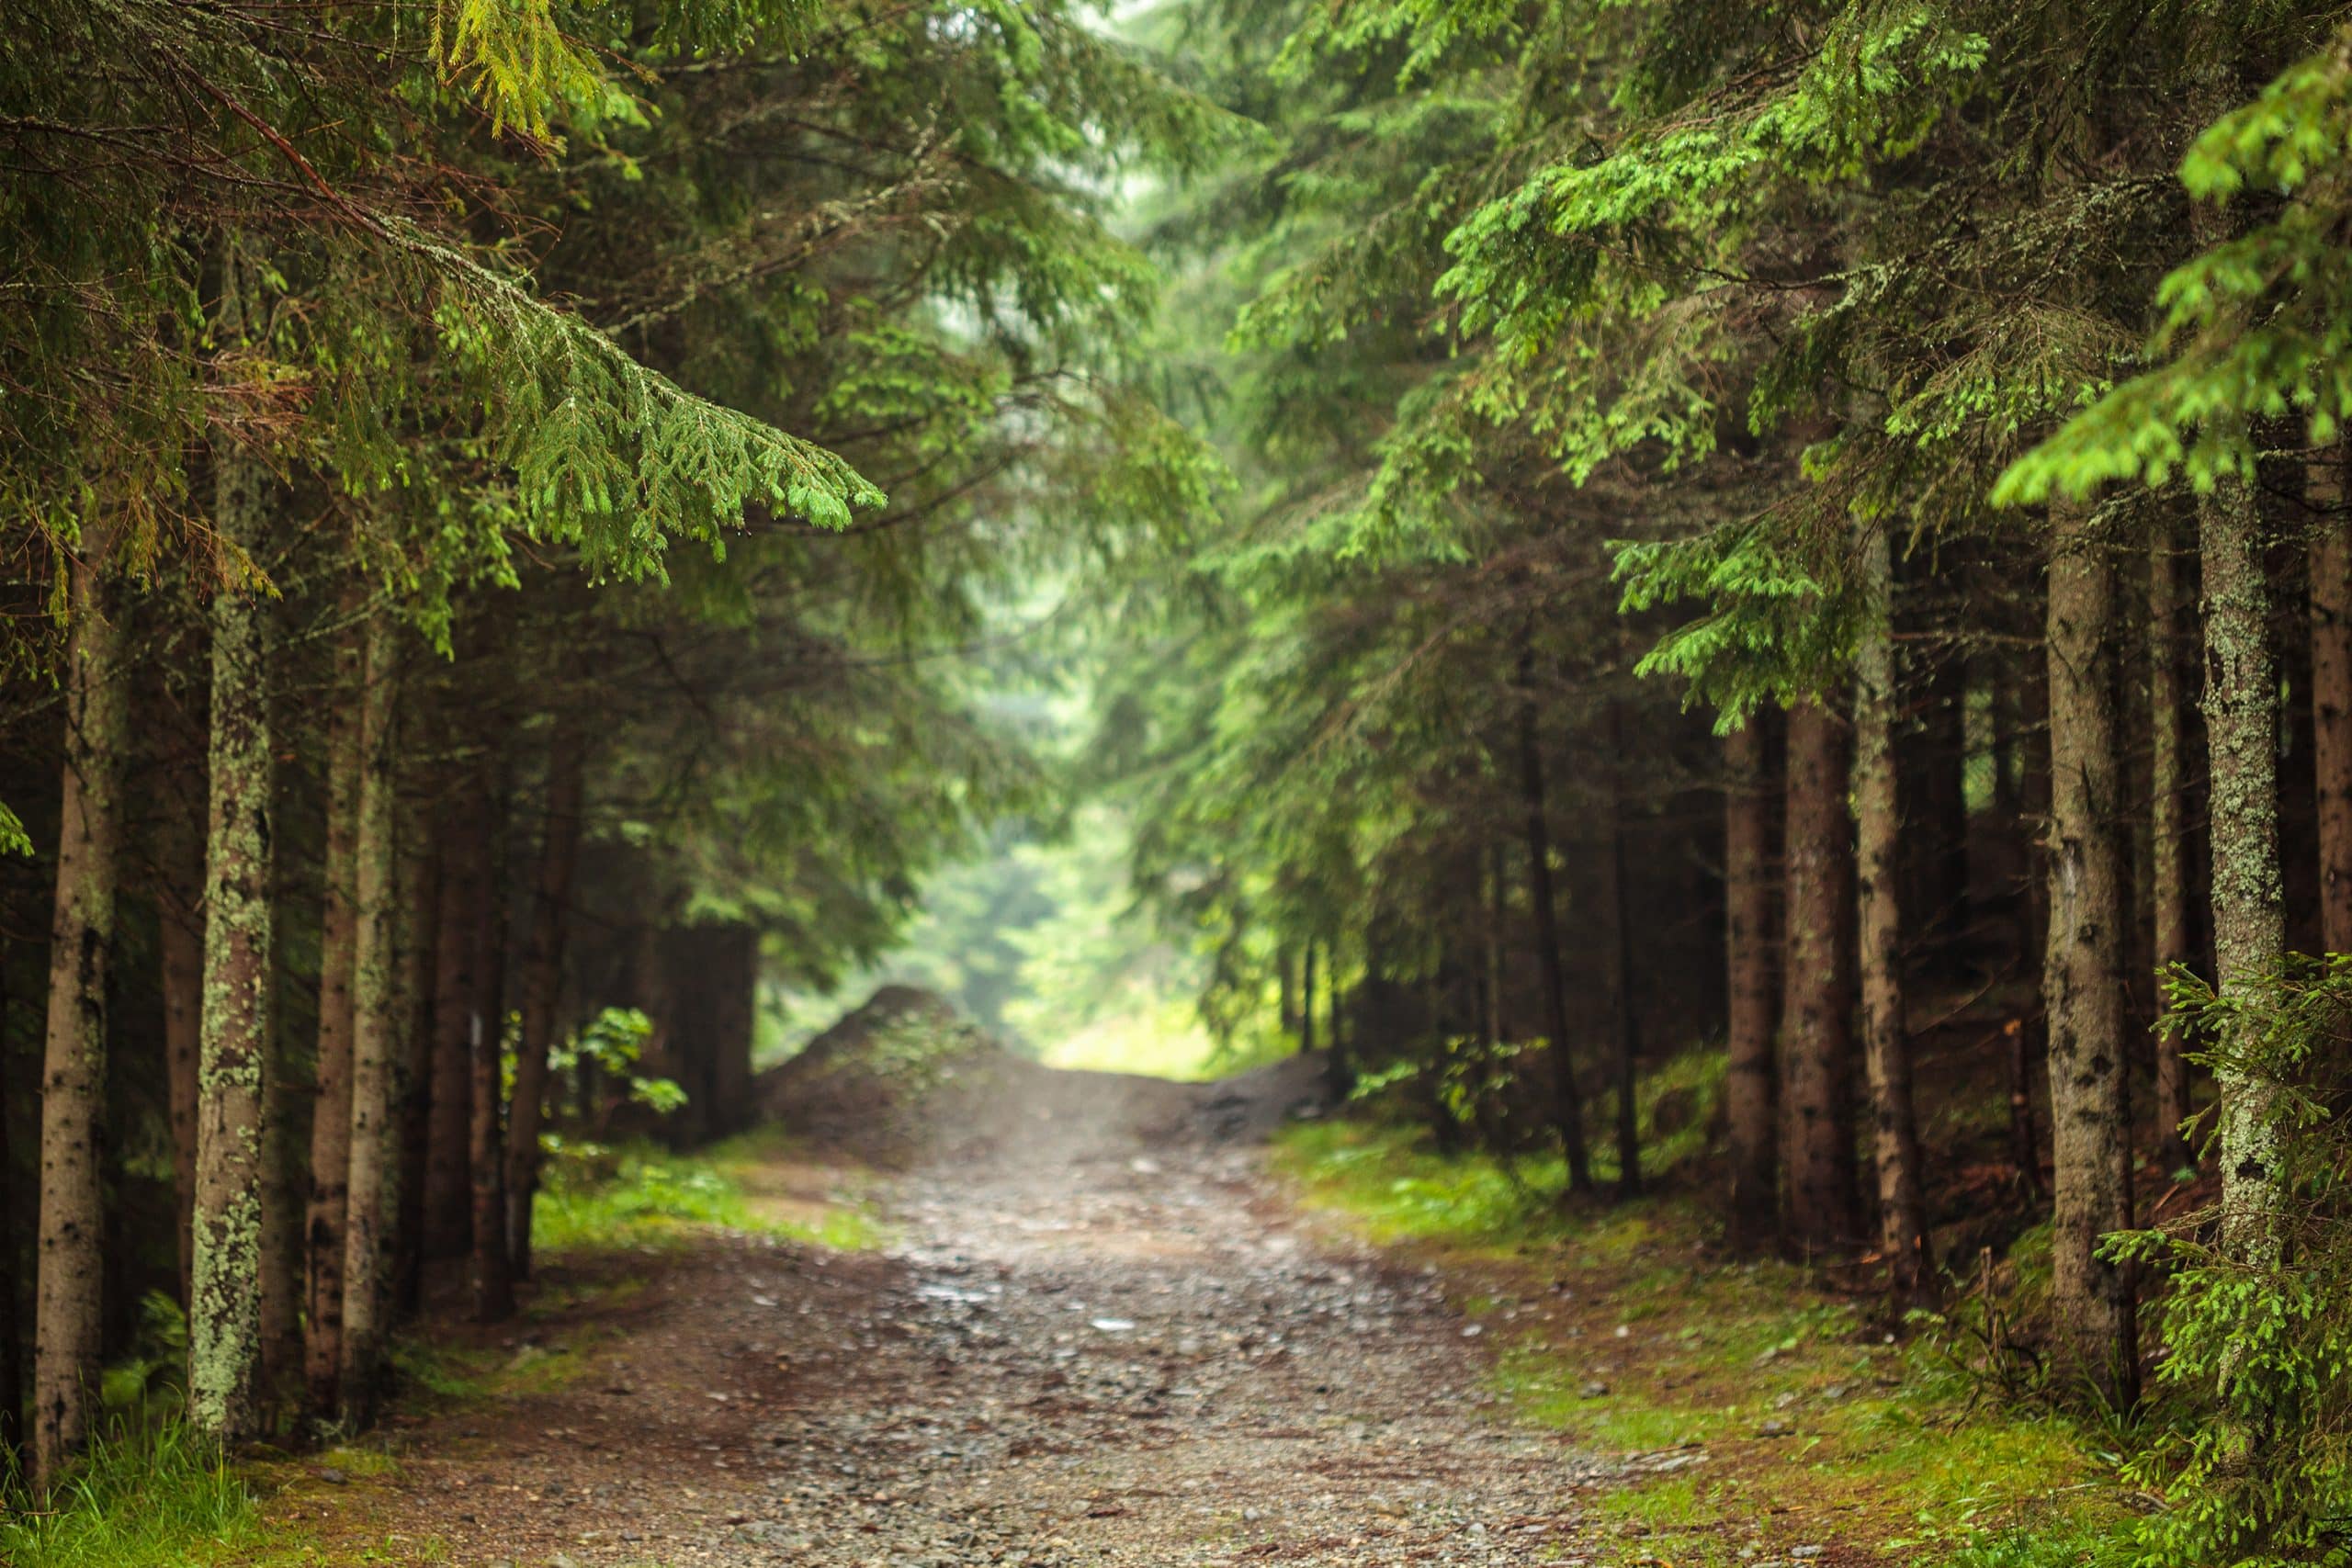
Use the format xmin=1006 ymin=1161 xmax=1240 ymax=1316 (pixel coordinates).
xmin=503 ymin=731 xmax=585 ymax=1280
xmin=191 ymin=238 xmax=277 ymax=1447
xmin=2042 ymin=504 xmax=2140 ymax=1404
xmin=31 ymin=525 xmax=128 ymax=1489
xmin=1519 ymin=679 xmax=1593 ymax=1191
xmin=1299 ymin=944 xmax=1317 ymax=1056
xmin=337 ymin=614 xmax=402 ymax=1426
xmin=1854 ymin=528 xmax=1930 ymax=1299
xmin=422 ymin=792 xmax=484 ymax=1260
xmin=259 ymin=929 xmax=306 ymax=1416
xmin=2202 ymin=463 xmax=2288 ymax=1264
xmin=392 ymin=833 xmax=439 ymax=1320
xmin=2150 ymin=511 xmax=2197 ymax=1171
xmin=469 ymin=784 xmax=516 ymax=1323
xmin=162 ymin=801 xmax=204 ymax=1309
xmin=2313 ymin=478 xmax=2352 ymax=955
xmin=1277 ymin=948 xmax=1297 ymax=1043
xmin=1484 ymin=840 xmax=1509 ymax=1048
xmin=303 ymin=613 xmax=363 ymax=1418
xmin=2180 ymin=35 xmax=2288 ymax=1272
xmin=1 ymin=959 xmax=21 ymax=1477
xmin=1326 ymin=943 xmax=1353 ymax=1098
xmin=1724 ymin=719 xmax=1779 ymax=1253
xmin=1779 ymin=697 xmax=1858 ymax=1257
xmin=707 ymin=926 xmax=760 ymax=1135
xmin=1601 ymin=701 xmax=1643 ymax=1200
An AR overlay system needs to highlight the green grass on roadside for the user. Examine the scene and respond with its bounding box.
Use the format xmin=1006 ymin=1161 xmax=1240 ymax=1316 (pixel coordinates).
xmin=6 ymin=1130 xmax=876 ymax=1567
xmin=1273 ymin=1116 xmax=2134 ymax=1568
xmin=0 ymin=1416 xmax=263 ymax=1568
xmin=531 ymin=1128 xmax=883 ymax=1257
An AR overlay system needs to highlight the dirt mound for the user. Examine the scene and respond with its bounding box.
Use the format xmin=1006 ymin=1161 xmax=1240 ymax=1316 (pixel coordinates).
xmin=758 ymin=987 xmax=1341 ymax=1167
xmin=755 ymin=987 xmax=1008 ymax=1159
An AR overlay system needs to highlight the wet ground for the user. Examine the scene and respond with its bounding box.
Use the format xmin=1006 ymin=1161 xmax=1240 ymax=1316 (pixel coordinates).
xmin=300 ymin=1061 xmax=1630 ymax=1566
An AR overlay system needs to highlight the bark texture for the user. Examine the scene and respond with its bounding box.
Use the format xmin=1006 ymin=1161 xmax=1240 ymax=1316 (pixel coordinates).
xmin=469 ymin=784 xmax=516 ymax=1322
xmin=503 ymin=730 xmax=586 ymax=1279
xmin=2149 ymin=512 xmax=2196 ymax=1171
xmin=2200 ymin=465 xmax=2287 ymax=1263
xmin=337 ymin=614 xmax=402 ymax=1425
xmin=191 ymin=241 xmax=277 ymax=1444
xmin=1779 ymin=697 xmax=1858 ymax=1257
xmin=2313 ymin=480 xmax=2352 ymax=955
xmin=1852 ymin=528 xmax=1929 ymax=1299
xmin=32 ymin=526 xmax=129 ymax=1488
xmin=1519 ymin=680 xmax=1593 ymax=1191
xmin=422 ymin=790 xmax=485 ymax=1260
xmin=303 ymin=613 xmax=363 ymax=1417
xmin=2041 ymin=506 xmax=2139 ymax=1402
xmin=1601 ymin=700 xmax=1642 ymax=1200
xmin=162 ymin=800 xmax=205 ymax=1308
xmin=1723 ymin=720 xmax=1779 ymax=1253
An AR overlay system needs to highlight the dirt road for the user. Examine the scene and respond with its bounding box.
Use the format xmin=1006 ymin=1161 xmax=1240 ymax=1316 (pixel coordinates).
xmin=307 ymin=1060 xmax=1626 ymax=1566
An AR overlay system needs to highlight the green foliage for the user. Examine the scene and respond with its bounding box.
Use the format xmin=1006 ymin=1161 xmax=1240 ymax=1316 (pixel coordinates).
xmin=531 ymin=1137 xmax=880 ymax=1255
xmin=2001 ymin=26 xmax=2352 ymax=504
xmin=2103 ymin=955 xmax=2352 ymax=1568
xmin=543 ymin=1006 xmax=683 ymax=1117
xmin=0 ymin=1417 xmax=257 ymax=1568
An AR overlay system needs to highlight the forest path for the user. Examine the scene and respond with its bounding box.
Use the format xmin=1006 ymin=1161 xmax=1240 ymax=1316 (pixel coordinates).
xmin=297 ymin=1061 xmax=1623 ymax=1567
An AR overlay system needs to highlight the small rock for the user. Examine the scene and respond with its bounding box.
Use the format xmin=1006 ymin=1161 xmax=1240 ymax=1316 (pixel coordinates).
xmin=316 ymin=1466 xmax=347 ymax=1485
xmin=1579 ymin=1382 xmax=1610 ymax=1398
xmin=1758 ymin=1418 xmax=1792 ymax=1437
xmin=1792 ymin=1547 xmax=1825 ymax=1561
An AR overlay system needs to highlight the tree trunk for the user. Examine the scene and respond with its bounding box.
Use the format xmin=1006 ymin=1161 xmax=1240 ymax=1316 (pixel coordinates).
xmin=1278 ymin=948 xmax=1298 ymax=1043
xmin=393 ymin=832 xmax=439 ymax=1320
xmin=1300 ymin=944 xmax=1317 ymax=1056
xmin=30 ymin=525 xmax=128 ymax=1489
xmin=1853 ymin=528 xmax=1931 ymax=1299
xmin=2313 ymin=479 xmax=2352 ymax=955
xmin=150 ymin=788 xmax=205 ymax=1317
xmin=259 ymin=929 xmax=306 ymax=1416
xmin=301 ymin=613 xmax=363 ymax=1419
xmin=1484 ymin=841 xmax=1508 ymax=1048
xmin=1519 ymin=679 xmax=1594 ymax=1191
xmin=423 ymin=792 xmax=484 ymax=1261
xmin=2200 ymin=464 xmax=2288 ymax=1264
xmin=2041 ymin=503 xmax=2140 ymax=1404
xmin=1724 ymin=719 xmax=1779 ymax=1253
xmin=0 ymin=960 xmax=21 ymax=1477
xmin=1779 ymin=697 xmax=1858 ymax=1258
xmin=708 ymin=926 xmax=760 ymax=1134
xmin=2150 ymin=510 xmax=2197 ymax=1171
xmin=1601 ymin=702 xmax=1643 ymax=1200
xmin=469 ymin=784 xmax=516 ymax=1323
xmin=190 ymin=238 xmax=277 ymax=1447
xmin=503 ymin=731 xmax=586 ymax=1280
xmin=337 ymin=613 xmax=402 ymax=1426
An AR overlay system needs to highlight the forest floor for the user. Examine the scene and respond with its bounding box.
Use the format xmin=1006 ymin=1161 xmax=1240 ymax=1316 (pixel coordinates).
xmin=224 ymin=1046 xmax=2128 ymax=1568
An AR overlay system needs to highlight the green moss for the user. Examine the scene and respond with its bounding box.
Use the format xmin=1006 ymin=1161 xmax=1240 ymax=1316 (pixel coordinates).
xmin=531 ymin=1136 xmax=884 ymax=1257
xmin=1276 ymin=1116 xmax=2136 ymax=1563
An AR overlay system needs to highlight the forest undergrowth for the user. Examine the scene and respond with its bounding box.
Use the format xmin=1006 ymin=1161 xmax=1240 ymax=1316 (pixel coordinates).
xmin=1275 ymin=1113 xmax=2136 ymax=1568
xmin=0 ymin=1131 xmax=879 ymax=1568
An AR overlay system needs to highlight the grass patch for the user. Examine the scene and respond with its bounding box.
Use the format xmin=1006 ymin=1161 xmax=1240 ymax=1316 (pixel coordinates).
xmin=0 ymin=1416 xmax=262 ymax=1568
xmin=532 ymin=1131 xmax=883 ymax=1257
xmin=390 ymin=1334 xmax=594 ymax=1404
xmin=1274 ymin=1117 xmax=2135 ymax=1564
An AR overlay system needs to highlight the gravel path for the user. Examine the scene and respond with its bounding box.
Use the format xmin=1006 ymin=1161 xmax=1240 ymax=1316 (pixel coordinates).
xmin=330 ymin=1065 xmax=1630 ymax=1567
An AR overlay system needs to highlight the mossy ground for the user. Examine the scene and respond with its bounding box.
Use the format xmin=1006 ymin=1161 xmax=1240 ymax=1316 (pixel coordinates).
xmin=1272 ymin=1117 xmax=2136 ymax=1568
xmin=0 ymin=1132 xmax=880 ymax=1568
